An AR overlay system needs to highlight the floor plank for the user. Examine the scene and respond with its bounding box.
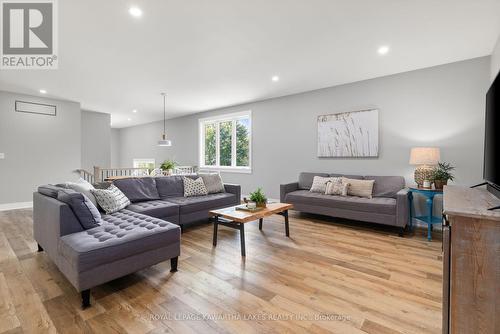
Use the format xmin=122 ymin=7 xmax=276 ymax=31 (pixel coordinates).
xmin=0 ymin=209 xmax=442 ymax=333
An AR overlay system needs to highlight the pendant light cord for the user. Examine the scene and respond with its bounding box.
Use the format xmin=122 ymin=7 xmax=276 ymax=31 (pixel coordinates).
xmin=163 ymin=93 xmax=166 ymax=135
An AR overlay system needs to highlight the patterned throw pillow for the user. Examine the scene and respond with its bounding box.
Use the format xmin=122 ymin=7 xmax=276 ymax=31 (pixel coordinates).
xmin=325 ymin=178 xmax=349 ymax=196
xmin=310 ymin=176 xmax=336 ymax=193
xmin=91 ymin=184 xmax=131 ymax=214
xmin=183 ymin=177 xmax=208 ymax=197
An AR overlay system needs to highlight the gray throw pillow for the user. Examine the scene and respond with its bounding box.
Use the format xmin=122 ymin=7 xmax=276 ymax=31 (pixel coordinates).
xmin=91 ymin=184 xmax=131 ymax=214
xmin=198 ymin=173 xmax=225 ymax=194
xmin=38 ymin=184 xmax=65 ymax=198
xmin=183 ymin=177 xmax=208 ymax=197
xmin=57 ymin=189 xmax=102 ymax=229
xmin=65 ymin=178 xmax=98 ymax=207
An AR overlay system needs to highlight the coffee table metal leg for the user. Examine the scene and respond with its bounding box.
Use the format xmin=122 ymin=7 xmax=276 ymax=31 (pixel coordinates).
xmin=259 ymin=218 xmax=263 ymax=230
xmin=284 ymin=210 xmax=290 ymax=237
xmin=239 ymin=223 xmax=246 ymax=257
xmin=213 ymin=216 xmax=218 ymax=247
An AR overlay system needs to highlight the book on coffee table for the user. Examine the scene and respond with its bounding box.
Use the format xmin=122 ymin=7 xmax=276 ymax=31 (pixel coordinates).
xmin=235 ymin=204 xmax=264 ymax=212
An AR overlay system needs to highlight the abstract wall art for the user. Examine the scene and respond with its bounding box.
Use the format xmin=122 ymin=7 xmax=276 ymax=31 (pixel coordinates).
xmin=317 ymin=109 xmax=378 ymax=157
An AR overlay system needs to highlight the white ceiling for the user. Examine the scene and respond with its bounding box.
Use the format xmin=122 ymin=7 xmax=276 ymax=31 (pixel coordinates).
xmin=1 ymin=0 xmax=499 ymax=128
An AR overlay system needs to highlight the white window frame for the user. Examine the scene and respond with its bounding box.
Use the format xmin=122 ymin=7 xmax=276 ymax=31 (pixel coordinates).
xmin=198 ymin=110 xmax=252 ymax=173
xmin=132 ymin=159 xmax=156 ymax=169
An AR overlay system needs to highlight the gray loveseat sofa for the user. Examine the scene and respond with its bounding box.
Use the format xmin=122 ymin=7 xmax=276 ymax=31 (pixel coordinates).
xmin=33 ymin=176 xmax=241 ymax=308
xmin=280 ymin=172 xmax=409 ymax=234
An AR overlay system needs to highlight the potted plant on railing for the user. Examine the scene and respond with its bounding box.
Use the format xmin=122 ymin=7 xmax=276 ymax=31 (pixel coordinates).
xmin=160 ymin=159 xmax=177 ymax=176
xmin=432 ymin=162 xmax=455 ymax=190
xmin=248 ymin=188 xmax=268 ymax=208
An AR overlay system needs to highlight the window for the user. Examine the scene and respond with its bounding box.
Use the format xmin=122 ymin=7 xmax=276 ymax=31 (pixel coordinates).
xmin=199 ymin=111 xmax=251 ymax=173
xmin=133 ymin=159 xmax=156 ymax=170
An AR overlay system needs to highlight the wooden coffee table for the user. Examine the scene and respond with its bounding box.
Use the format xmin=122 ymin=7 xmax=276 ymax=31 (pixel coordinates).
xmin=209 ymin=202 xmax=293 ymax=256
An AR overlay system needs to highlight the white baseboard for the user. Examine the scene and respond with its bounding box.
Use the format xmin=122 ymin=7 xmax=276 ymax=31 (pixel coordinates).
xmin=0 ymin=201 xmax=33 ymax=212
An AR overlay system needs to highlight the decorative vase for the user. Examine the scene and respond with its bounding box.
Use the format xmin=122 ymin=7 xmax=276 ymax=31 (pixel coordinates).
xmin=434 ymin=179 xmax=447 ymax=190
xmin=246 ymin=201 xmax=256 ymax=209
xmin=166 ymin=169 xmax=173 ymax=176
xmin=256 ymin=201 xmax=267 ymax=208
xmin=414 ymin=166 xmax=434 ymax=187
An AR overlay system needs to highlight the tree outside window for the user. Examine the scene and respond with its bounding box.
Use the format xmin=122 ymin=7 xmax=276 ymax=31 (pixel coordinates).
xmin=199 ymin=112 xmax=251 ymax=171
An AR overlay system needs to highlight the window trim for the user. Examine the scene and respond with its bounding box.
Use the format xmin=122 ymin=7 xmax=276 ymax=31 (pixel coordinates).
xmin=132 ymin=158 xmax=156 ymax=169
xmin=198 ymin=110 xmax=252 ymax=173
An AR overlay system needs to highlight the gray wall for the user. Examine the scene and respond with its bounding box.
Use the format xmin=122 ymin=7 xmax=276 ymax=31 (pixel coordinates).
xmin=110 ymin=128 xmax=121 ymax=167
xmin=0 ymin=91 xmax=81 ymax=204
xmin=118 ymin=57 xmax=490 ymax=204
xmin=118 ymin=116 xmax=198 ymax=169
xmin=492 ymin=35 xmax=500 ymax=81
xmin=81 ymin=110 xmax=111 ymax=171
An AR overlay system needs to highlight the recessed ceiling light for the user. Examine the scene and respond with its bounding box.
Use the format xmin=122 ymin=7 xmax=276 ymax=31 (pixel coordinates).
xmin=127 ymin=118 xmax=131 ymax=121
xmin=129 ymin=6 xmax=142 ymax=17
xmin=132 ymin=109 xmax=137 ymax=113
xmin=377 ymin=46 xmax=390 ymax=55
xmin=39 ymin=89 xmax=47 ymax=94
xmin=271 ymin=75 xmax=280 ymax=82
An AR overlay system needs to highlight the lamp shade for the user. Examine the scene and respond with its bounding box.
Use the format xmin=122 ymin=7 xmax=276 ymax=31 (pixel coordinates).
xmin=158 ymin=139 xmax=172 ymax=147
xmin=409 ymin=147 xmax=440 ymax=165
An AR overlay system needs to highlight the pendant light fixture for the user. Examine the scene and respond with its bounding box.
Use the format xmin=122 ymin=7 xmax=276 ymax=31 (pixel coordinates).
xmin=158 ymin=92 xmax=172 ymax=146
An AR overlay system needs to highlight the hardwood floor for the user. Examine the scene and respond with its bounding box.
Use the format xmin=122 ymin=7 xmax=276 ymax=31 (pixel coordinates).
xmin=0 ymin=209 xmax=442 ymax=334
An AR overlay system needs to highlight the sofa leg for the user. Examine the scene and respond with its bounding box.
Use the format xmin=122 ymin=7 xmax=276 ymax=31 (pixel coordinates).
xmin=81 ymin=289 xmax=91 ymax=309
xmin=180 ymin=225 xmax=184 ymax=234
xmin=170 ymin=257 xmax=178 ymax=272
xmin=398 ymin=227 xmax=405 ymax=237
xmin=37 ymin=244 xmax=44 ymax=252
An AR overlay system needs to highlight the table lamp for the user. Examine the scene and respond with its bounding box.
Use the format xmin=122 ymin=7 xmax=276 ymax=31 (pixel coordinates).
xmin=409 ymin=147 xmax=440 ymax=188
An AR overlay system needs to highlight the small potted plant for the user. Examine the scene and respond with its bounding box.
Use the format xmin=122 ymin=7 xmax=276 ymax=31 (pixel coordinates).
xmin=160 ymin=159 xmax=177 ymax=176
xmin=249 ymin=188 xmax=268 ymax=208
xmin=432 ymin=162 xmax=455 ymax=190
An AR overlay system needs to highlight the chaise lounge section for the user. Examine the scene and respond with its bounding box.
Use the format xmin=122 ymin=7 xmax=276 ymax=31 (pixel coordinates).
xmin=33 ymin=191 xmax=181 ymax=308
xmin=281 ymin=172 xmax=409 ymax=234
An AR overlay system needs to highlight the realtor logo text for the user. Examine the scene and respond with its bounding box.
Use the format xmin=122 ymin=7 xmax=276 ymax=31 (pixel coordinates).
xmin=1 ymin=0 xmax=58 ymax=69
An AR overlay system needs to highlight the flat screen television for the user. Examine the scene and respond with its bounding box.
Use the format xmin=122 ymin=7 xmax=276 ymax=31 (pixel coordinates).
xmin=484 ymin=70 xmax=500 ymax=198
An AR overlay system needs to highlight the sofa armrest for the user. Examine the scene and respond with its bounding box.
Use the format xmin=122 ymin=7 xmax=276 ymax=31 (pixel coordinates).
xmin=280 ymin=182 xmax=299 ymax=203
xmin=33 ymin=192 xmax=84 ymax=260
xmin=396 ymin=188 xmax=410 ymax=228
xmin=224 ymin=184 xmax=241 ymax=204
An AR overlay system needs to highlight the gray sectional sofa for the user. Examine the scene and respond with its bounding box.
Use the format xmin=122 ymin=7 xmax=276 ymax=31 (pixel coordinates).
xmin=113 ymin=176 xmax=241 ymax=228
xmin=33 ymin=176 xmax=241 ymax=308
xmin=280 ymin=172 xmax=409 ymax=234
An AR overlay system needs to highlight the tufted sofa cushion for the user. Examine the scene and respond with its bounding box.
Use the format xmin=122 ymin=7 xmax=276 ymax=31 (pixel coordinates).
xmin=126 ymin=200 xmax=179 ymax=219
xmin=58 ymin=209 xmax=180 ymax=272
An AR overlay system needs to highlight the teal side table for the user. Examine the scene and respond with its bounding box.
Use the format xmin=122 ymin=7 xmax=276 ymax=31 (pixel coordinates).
xmin=408 ymin=187 xmax=443 ymax=241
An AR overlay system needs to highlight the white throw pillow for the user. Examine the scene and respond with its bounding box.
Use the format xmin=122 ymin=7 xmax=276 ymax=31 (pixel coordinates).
xmin=342 ymin=177 xmax=375 ymax=199
xmin=90 ymin=184 xmax=131 ymax=214
xmin=66 ymin=178 xmax=98 ymax=207
xmin=310 ymin=176 xmax=336 ymax=193
xmin=325 ymin=178 xmax=349 ymax=196
xmin=183 ymin=177 xmax=208 ymax=197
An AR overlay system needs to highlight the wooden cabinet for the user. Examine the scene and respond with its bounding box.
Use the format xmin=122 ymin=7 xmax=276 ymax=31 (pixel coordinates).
xmin=443 ymin=185 xmax=500 ymax=334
